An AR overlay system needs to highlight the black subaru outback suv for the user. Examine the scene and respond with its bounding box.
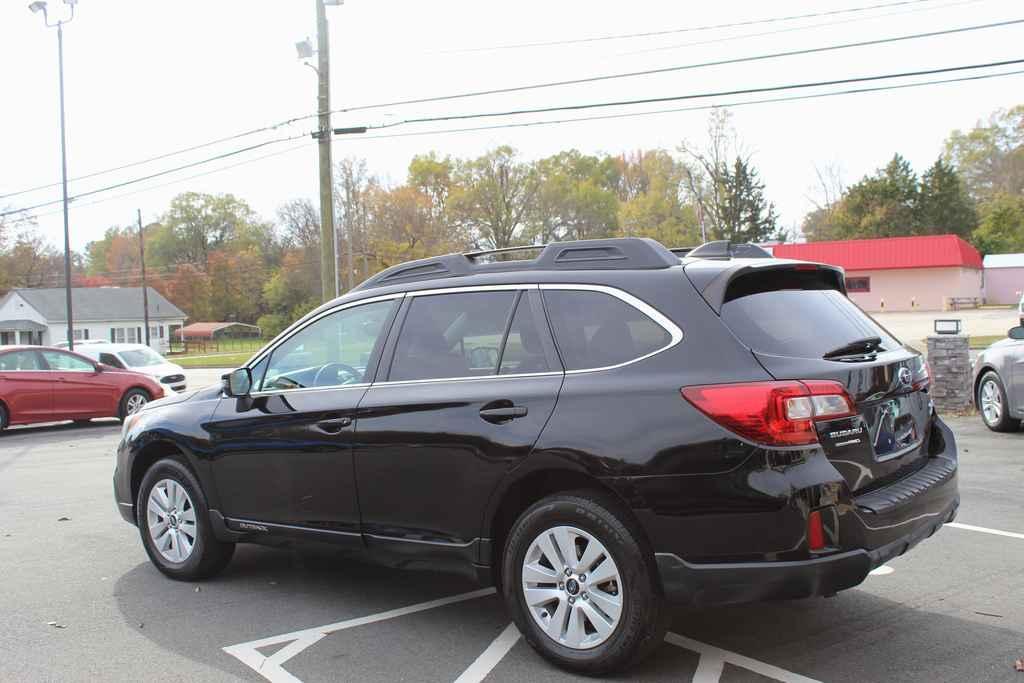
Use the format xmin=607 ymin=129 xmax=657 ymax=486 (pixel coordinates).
xmin=115 ymin=238 xmax=959 ymax=674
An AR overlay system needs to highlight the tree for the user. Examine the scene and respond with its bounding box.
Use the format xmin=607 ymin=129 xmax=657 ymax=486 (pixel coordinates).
xmin=0 ymin=211 xmax=66 ymax=294
xmin=528 ymin=150 xmax=619 ymax=243
xmin=944 ymin=105 xmax=1024 ymax=202
xmin=276 ymin=198 xmax=320 ymax=252
xmin=615 ymin=150 xmax=699 ymax=246
xmin=160 ymin=192 xmax=265 ymax=266
xmin=917 ymin=158 xmax=977 ymax=238
xmin=825 ymin=154 xmax=920 ymax=239
xmin=449 ymin=146 xmax=538 ymax=249
xmin=679 ymin=109 xmax=780 ymax=242
xmin=971 ymin=193 xmax=1024 ymax=254
xmin=715 ymin=157 xmax=781 ymax=242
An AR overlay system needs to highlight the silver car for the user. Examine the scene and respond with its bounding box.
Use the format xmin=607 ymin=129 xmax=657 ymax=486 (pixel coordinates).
xmin=974 ymin=325 xmax=1024 ymax=431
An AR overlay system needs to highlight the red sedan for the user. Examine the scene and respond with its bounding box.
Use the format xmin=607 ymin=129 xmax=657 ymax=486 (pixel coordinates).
xmin=0 ymin=346 xmax=165 ymax=431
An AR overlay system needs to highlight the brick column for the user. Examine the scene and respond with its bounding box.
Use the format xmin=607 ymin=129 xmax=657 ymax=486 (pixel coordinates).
xmin=926 ymin=335 xmax=972 ymax=413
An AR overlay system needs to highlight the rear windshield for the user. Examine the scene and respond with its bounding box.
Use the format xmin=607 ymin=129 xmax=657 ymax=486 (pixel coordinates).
xmin=721 ymin=288 xmax=901 ymax=358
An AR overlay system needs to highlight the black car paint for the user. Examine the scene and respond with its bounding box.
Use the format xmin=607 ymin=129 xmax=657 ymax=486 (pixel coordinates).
xmin=114 ymin=259 xmax=959 ymax=604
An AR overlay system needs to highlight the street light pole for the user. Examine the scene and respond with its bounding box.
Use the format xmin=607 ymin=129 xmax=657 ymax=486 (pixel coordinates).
xmin=30 ymin=0 xmax=77 ymax=350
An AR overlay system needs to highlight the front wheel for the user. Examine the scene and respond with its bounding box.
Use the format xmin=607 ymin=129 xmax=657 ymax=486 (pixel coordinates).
xmin=119 ymin=388 xmax=150 ymax=422
xmin=137 ymin=457 xmax=235 ymax=580
xmin=501 ymin=491 xmax=668 ymax=675
xmin=978 ymin=371 xmax=1021 ymax=433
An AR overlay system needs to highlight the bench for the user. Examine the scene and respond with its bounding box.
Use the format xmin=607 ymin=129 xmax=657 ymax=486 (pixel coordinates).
xmin=945 ymin=297 xmax=981 ymax=311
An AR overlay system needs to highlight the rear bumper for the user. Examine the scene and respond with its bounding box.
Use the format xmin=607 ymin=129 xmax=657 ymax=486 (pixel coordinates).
xmin=656 ymin=495 xmax=957 ymax=606
xmin=651 ymin=416 xmax=959 ymax=606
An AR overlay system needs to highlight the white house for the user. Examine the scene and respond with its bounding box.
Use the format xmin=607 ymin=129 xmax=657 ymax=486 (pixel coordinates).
xmin=0 ymin=287 xmax=187 ymax=351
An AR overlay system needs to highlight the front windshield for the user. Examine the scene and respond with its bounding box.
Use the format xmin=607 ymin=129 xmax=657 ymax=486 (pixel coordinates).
xmin=120 ymin=348 xmax=166 ymax=368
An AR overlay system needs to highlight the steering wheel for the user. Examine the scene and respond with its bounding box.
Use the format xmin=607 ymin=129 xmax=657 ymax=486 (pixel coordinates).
xmin=312 ymin=363 xmax=362 ymax=387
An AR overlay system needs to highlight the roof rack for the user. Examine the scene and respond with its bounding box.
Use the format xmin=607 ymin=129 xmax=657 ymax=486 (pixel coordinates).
xmin=678 ymin=240 xmax=773 ymax=260
xmin=352 ymin=237 xmax=680 ymax=292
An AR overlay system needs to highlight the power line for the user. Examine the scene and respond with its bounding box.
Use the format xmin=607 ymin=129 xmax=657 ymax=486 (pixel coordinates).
xmin=0 ymin=118 xmax=310 ymax=201
xmin=328 ymin=18 xmax=1024 ymax=117
xmin=362 ymin=58 xmax=1024 ymax=130
xmin=0 ymin=134 xmax=307 ymax=218
xmin=443 ymin=0 xmax=942 ymax=52
xmin=618 ymin=0 xmax=986 ymax=57
xmin=4 ymin=13 xmax=1007 ymax=200
xmin=332 ymin=67 xmax=1024 ymax=143
xmin=28 ymin=142 xmax=314 ymax=219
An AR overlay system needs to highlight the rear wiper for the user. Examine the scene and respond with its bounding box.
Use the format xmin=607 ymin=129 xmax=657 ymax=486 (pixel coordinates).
xmin=823 ymin=336 xmax=882 ymax=360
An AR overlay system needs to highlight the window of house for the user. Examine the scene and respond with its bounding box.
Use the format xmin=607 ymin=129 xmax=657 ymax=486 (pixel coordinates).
xmin=261 ymin=299 xmax=397 ymax=392
xmin=72 ymin=329 xmax=90 ymax=341
xmin=389 ymin=291 xmax=518 ymax=382
xmin=542 ymin=289 xmax=672 ymax=371
xmin=845 ymin=277 xmax=871 ymax=293
xmin=41 ymin=350 xmax=94 ymax=372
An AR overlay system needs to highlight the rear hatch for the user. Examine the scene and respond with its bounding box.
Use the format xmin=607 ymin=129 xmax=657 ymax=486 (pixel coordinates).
xmin=714 ymin=265 xmax=932 ymax=494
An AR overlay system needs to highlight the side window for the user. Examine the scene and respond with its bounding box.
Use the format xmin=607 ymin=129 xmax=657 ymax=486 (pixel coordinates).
xmin=261 ymin=299 xmax=397 ymax=392
xmin=0 ymin=351 xmax=43 ymax=371
xmin=542 ymin=289 xmax=672 ymax=371
xmin=389 ymin=291 xmax=517 ymax=382
xmin=100 ymin=353 xmax=126 ymax=369
xmin=499 ymin=296 xmax=551 ymax=375
xmin=41 ymin=351 xmax=95 ymax=372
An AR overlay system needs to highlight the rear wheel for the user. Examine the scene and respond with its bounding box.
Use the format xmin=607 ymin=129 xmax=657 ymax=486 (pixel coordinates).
xmin=978 ymin=371 xmax=1021 ymax=433
xmin=119 ymin=388 xmax=150 ymax=422
xmin=137 ymin=457 xmax=234 ymax=580
xmin=501 ymin=491 xmax=667 ymax=675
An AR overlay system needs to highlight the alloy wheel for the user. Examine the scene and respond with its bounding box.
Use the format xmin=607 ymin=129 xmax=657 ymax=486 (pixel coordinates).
xmin=980 ymin=379 xmax=1002 ymax=426
xmin=147 ymin=479 xmax=197 ymax=563
xmin=126 ymin=393 xmax=148 ymax=415
xmin=521 ymin=525 xmax=623 ymax=650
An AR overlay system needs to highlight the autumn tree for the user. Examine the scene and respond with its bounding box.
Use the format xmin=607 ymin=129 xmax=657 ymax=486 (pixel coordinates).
xmin=449 ymin=146 xmax=538 ymax=249
xmin=528 ymin=150 xmax=619 ymax=243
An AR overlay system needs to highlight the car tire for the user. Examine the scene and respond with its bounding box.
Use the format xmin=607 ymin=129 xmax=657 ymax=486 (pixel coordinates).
xmin=501 ymin=490 xmax=668 ymax=675
xmin=977 ymin=371 xmax=1021 ymax=433
xmin=0 ymin=402 xmax=8 ymax=432
xmin=137 ymin=457 xmax=235 ymax=581
xmin=118 ymin=388 xmax=151 ymax=422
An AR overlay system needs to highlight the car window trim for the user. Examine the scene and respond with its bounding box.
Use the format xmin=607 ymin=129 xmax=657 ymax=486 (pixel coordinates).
xmin=538 ymin=283 xmax=684 ymax=374
xmin=370 ymin=283 xmax=680 ymax=386
xmin=247 ymin=292 xmax=405 ymax=397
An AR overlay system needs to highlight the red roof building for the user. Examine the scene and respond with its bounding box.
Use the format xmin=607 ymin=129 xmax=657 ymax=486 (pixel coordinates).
xmin=771 ymin=235 xmax=983 ymax=312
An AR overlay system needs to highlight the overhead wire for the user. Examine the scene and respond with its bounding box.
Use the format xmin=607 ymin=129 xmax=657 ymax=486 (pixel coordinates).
xmin=442 ymin=0 xmax=944 ymax=52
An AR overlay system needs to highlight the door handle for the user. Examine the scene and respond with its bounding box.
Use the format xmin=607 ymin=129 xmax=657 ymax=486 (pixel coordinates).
xmin=479 ymin=405 xmax=528 ymax=423
xmin=315 ymin=416 xmax=352 ymax=434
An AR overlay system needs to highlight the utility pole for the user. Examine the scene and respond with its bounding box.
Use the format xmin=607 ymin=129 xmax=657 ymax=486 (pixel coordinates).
xmin=138 ymin=209 xmax=150 ymax=348
xmin=315 ymin=0 xmax=336 ymax=302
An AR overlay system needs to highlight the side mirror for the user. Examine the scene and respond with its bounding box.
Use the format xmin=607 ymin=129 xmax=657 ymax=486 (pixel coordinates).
xmin=223 ymin=367 xmax=253 ymax=397
xmin=93 ymin=362 xmax=104 ymax=373
xmin=1009 ymin=326 xmax=1024 ymax=341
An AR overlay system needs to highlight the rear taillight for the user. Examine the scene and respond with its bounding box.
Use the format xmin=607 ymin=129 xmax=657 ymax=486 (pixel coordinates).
xmin=681 ymin=380 xmax=855 ymax=447
xmin=911 ymin=357 xmax=931 ymax=390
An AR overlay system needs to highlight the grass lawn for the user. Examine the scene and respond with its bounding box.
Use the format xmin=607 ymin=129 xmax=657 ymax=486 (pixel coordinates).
xmin=175 ymin=351 xmax=253 ymax=369
xmin=969 ymin=335 xmax=1006 ymax=350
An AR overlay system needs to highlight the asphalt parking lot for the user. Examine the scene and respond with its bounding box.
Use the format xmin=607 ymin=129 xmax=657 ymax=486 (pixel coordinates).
xmin=1 ymin=415 xmax=1022 ymax=682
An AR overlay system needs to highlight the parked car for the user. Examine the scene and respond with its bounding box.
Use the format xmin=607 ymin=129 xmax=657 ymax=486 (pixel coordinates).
xmin=973 ymin=324 xmax=1024 ymax=432
xmin=74 ymin=343 xmax=186 ymax=393
xmin=0 ymin=345 xmax=164 ymax=431
xmin=114 ymin=238 xmax=959 ymax=674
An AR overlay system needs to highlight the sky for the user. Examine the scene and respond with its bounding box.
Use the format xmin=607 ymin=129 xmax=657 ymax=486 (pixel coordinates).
xmin=1 ymin=0 xmax=1022 ymax=256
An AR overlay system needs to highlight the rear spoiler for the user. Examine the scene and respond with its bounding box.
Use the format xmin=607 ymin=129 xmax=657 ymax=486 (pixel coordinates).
xmin=684 ymin=258 xmax=847 ymax=314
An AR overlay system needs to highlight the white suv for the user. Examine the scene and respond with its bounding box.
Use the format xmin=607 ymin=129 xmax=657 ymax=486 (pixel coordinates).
xmin=76 ymin=343 xmax=187 ymax=393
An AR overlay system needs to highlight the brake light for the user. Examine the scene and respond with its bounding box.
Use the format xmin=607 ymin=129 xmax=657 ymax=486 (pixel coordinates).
xmin=680 ymin=380 xmax=855 ymax=447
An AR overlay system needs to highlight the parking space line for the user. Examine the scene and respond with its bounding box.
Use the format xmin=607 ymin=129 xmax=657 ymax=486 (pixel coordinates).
xmin=453 ymin=622 xmax=522 ymax=683
xmin=223 ymin=587 xmax=496 ymax=683
xmin=666 ymin=633 xmax=821 ymax=683
xmin=948 ymin=522 xmax=1024 ymax=540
